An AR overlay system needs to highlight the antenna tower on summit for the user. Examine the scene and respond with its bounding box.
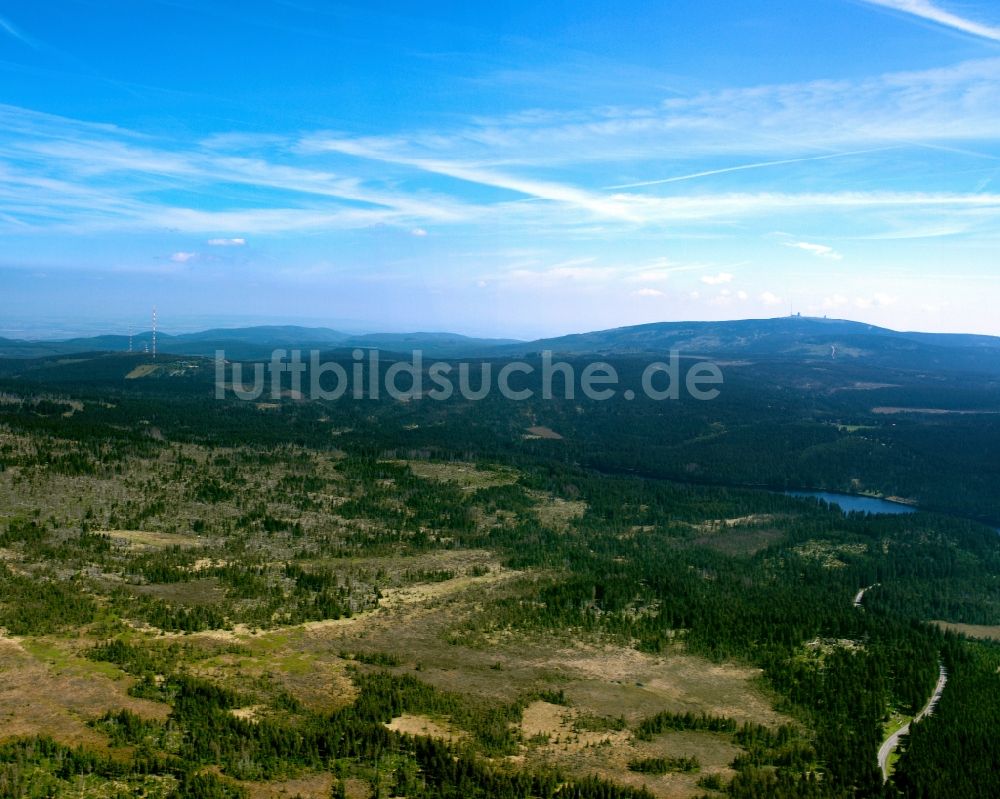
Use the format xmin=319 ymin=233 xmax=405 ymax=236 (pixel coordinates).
xmin=152 ymin=307 xmax=157 ymax=360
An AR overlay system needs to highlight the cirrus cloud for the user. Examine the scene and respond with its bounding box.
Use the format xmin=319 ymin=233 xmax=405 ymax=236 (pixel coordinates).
xmin=860 ymin=0 xmax=1000 ymax=43
xmin=786 ymin=241 xmax=843 ymax=260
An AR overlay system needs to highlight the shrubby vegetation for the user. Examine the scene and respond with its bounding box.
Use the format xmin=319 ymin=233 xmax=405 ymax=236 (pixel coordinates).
xmin=628 ymin=755 xmax=700 ymax=774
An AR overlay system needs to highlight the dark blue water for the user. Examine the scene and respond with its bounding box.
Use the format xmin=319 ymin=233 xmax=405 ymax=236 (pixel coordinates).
xmin=785 ymin=490 xmax=918 ymax=516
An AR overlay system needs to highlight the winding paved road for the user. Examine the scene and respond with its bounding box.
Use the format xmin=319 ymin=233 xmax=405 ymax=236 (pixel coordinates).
xmin=877 ymin=663 xmax=948 ymax=781
xmin=853 ymin=584 xmax=948 ymax=782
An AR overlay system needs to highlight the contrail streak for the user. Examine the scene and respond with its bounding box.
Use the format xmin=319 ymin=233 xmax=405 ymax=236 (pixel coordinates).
xmin=0 ymin=15 xmax=39 ymax=49
xmin=605 ymin=148 xmax=895 ymax=190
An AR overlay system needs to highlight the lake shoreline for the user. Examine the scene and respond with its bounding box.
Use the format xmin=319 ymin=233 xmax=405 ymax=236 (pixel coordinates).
xmin=783 ymin=489 xmax=919 ymax=516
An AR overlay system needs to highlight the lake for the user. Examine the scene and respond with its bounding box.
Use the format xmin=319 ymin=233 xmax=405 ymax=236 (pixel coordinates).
xmin=785 ymin=490 xmax=918 ymax=516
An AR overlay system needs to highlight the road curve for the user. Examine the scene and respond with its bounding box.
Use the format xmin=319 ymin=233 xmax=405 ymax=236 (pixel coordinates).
xmin=853 ymin=583 xmax=881 ymax=607
xmin=852 ymin=585 xmax=948 ymax=782
xmin=877 ymin=663 xmax=948 ymax=782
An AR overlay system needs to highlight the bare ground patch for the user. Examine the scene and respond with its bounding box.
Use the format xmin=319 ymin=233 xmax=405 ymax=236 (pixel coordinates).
xmin=518 ymin=700 xmax=739 ymax=799
xmin=240 ymin=772 xmax=335 ymax=799
xmin=0 ymin=634 xmax=169 ymax=748
xmin=131 ymin=577 xmax=226 ymax=605
xmin=102 ymin=529 xmax=205 ymax=550
xmin=527 ymin=491 xmax=587 ymax=530
xmin=400 ymin=460 xmax=519 ymax=490
xmin=931 ymin=621 xmax=1000 ymax=641
xmin=178 ymin=553 xmax=517 ymax=712
xmin=386 ymin=713 xmax=468 ymax=742
xmin=125 ymin=364 xmax=158 ymax=379
xmin=691 ymin=515 xmax=786 ymax=556
xmin=190 ymin=641 xmax=358 ymax=715
xmin=694 ymin=514 xmax=778 ymax=532
xmin=693 ymin=527 xmax=785 ymax=557
xmin=537 ymin=641 xmax=788 ymax=728
xmin=520 ymin=700 xmax=629 ymax=751
xmin=280 ymin=566 xmax=788 ymax=730
xmin=524 ymin=426 xmax=563 ymax=440
xmin=230 ymin=705 xmax=264 ymax=723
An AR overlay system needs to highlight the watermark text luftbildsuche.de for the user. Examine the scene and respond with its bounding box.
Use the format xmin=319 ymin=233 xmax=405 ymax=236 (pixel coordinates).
xmin=215 ymin=349 xmax=723 ymax=403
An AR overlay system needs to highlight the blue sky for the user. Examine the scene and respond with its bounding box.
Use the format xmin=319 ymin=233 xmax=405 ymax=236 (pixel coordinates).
xmin=1 ymin=0 xmax=1000 ymax=338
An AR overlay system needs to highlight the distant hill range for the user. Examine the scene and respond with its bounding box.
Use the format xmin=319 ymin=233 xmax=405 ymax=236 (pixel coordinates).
xmin=0 ymin=326 xmax=521 ymax=360
xmin=2 ymin=317 xmax=1000 ymax=373
xmin=499 ymin=316 xmax=1000 ymax=373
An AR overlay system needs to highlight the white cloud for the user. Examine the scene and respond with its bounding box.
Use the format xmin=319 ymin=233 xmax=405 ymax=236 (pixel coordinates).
xmin=207 ymin=237 xmax=246 ymax=246
xmin=622 ymin=260 xmax=713 ymax=283
xmin=854 ymin=293 xmax=898 ymax=309
xmin=823 ymin=294 xmax=850 ymax=309
xmin=170 ymin=251 xmax=197 ymax=263
xmin=501 ymin=259 xmax=617 ymax=287
xmin=152 ymin=206 xmax=399 ymax=234
xmin=785 ymin=241 xmax=843 ymax=260
xmin=701 ymin=272 xmax=734 ymax=286
xmin=737 ymin=290 xmax=749 ymax=300
xmin=861 ymin=0 xmax=1000 ymax=43
xmin=633 ymin=287 xmax=665 ymax=297
xmin=760 ymin=291 xmax=783 ymax=306
xmin=306 ymin=137 xmax=640 ymax=222
xmin=304 ymin=56 xmax=1000 ymax=174
xmin=410 ymin=228 xmax=428 ymax=237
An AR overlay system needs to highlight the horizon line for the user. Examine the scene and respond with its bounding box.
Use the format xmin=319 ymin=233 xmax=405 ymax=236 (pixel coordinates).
xmin=3 ymin=313 xmax=999 ymax=345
